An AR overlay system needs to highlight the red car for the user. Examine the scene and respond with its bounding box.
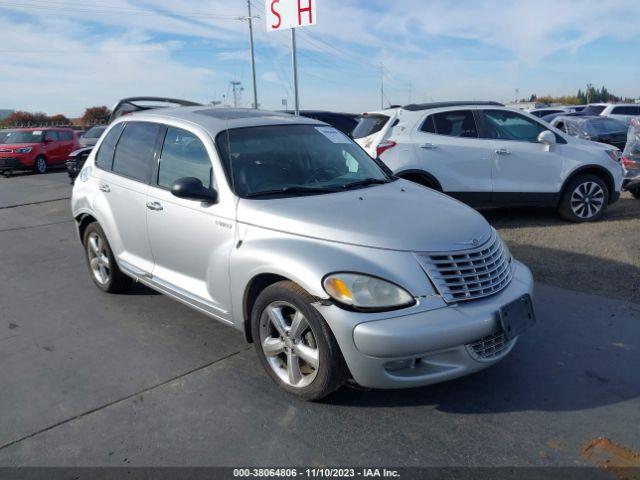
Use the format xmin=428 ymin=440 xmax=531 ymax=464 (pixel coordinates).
xmin=0 ymin=127 xmax=81 ymax=175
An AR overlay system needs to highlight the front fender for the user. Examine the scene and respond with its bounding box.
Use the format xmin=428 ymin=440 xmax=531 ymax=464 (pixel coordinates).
xmin=229 ymin=224 xmax=443 ymax=333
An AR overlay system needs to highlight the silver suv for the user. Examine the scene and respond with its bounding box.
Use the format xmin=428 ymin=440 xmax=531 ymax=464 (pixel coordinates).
xmin=71 ymin=107 xmax=535 ymax=400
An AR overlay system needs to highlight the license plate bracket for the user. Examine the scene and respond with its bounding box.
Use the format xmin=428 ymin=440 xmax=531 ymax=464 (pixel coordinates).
xmin=499 ymin=294 xmax=536 ymax=340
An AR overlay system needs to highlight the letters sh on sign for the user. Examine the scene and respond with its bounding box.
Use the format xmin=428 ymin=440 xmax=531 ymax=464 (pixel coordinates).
xmin=266 ymin=0 xmax=317 ymax=31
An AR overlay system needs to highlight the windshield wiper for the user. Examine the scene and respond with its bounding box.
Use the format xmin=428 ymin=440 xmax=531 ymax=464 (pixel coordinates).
xmin=245 ymin=186 xmax=339 ymax=198
xmin=340 ymin=178 xmax=389 ymax=190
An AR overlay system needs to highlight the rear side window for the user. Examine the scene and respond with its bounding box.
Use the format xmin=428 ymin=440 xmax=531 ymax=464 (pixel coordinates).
xmin=58 ymin=130 xmax=73 ymax=141
xmin=612 ymin=106 xmax=640 ymax=115
xmin=45 ymin=131 xmax=59 ymax=142
xmin=112 ymin=122 xmax=161 ymax=182
xmin=352 ymin=114 xmax=390 ymax=139
xmin=158 ymin=127 xmax=212 ymax=189
xmin=422 ymin=110 xmax=478 ymax=138
xmin=95 ymin=123 xmax=124 ymax=171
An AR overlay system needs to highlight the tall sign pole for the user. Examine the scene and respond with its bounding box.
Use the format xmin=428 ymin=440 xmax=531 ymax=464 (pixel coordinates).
xmin=291 ymin=28 xmax=300 ymax=116
xmin=266 ymin=0 xmax=317 ymax=117
xmin=246 ymin=0 xmax=259 ymax=109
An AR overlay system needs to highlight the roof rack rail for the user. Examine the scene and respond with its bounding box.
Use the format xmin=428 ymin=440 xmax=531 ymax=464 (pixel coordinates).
xmin=402 ymin=101 xmax=504 ymax=112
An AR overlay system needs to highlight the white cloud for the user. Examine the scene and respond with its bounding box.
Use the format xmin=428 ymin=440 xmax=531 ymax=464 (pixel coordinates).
xmin=0 ymin=0 xmax=638 ymax=115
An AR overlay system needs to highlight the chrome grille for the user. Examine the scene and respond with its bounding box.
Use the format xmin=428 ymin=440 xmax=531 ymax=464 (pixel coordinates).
xmin=416 ymin=231 xmax=513 ymax=303
xmin=466 ymin=330 xmax=511 ymax=361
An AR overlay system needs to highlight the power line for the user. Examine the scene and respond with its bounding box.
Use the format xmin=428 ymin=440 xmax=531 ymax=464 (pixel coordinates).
xmin=0 ymin=0 xmax=244 ymax=20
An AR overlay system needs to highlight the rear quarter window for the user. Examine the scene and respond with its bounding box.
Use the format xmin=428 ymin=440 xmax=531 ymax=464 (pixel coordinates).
xmin=352 ymin=114 xmax=390 ymax=139
xmin=95 ymin=123 xmax=124 ymax=171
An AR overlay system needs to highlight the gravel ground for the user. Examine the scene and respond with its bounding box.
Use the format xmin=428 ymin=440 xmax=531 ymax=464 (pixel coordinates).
xmin=485 ymin=191 xmax=640 ymax=304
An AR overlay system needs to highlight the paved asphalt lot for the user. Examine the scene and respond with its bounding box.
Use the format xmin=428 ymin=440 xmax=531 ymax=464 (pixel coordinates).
xmin=0 ymin=171 xmax=639 ymax=468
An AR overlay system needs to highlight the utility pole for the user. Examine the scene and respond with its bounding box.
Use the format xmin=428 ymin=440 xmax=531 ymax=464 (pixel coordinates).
xmin=246 ymin=0 xmax=258 ymax=109
xmin=586 ymin=83 xmax=593 ymax=104
xmin=291 ymin=29 xmax=300 ymax=116
xmin=380 ymin=64 xmax=385 ymax=109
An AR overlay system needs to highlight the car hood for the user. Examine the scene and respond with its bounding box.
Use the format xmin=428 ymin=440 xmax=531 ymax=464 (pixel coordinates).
xmin=237 ymin=180 xmax=492 ymax=252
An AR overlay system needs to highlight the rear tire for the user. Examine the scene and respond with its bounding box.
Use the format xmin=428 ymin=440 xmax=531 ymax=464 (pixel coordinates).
xmin=251 ymin=281 xmax=348 ymax=401
xmin=33 ymin=156 xmax=47 ymax=174
xmin=558 ymin=174 xmax=609 ymax=222
xmin=631 ymin=187 xmax=640 ymax=200
xmin=82 ymin=222 xmax=132 ymax=293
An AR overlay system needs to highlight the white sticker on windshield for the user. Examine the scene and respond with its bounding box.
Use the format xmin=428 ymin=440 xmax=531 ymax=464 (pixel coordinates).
xmin=315 ymin=126 xmax=351 ymax=144
xmin=32 ymin=131 xmax=42 ymax=135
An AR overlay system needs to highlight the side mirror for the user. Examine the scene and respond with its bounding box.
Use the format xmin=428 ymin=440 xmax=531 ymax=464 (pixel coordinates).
xmin=538 ymin=130 xmax=556 ymax=148
xmin=44 ymin=137 xmax=54 ymax=143
xmin=171 ymin=177 xmax=218 ymax=203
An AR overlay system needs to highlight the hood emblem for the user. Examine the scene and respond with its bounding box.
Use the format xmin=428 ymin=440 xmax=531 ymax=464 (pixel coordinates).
xmin=456 ymin=237 xmax=480 ymax=246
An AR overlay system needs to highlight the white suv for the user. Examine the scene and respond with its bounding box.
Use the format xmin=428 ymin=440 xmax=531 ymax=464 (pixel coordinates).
xmin=354 ymin=102 xmax=624 ymax=222
xmin=599 ymin=104 xmax=640 ymax=126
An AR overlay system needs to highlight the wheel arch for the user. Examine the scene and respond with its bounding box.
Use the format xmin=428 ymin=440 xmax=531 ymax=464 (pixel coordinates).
xmin=395 ymin=169 xmax=442 ymax=191
xmin=560 ymin=165 xmax=616 ymax=205
xmin=242 ymin=273 xmax=292 ymax=343
xmin=75 ymin=213 xmax=98 ymax=244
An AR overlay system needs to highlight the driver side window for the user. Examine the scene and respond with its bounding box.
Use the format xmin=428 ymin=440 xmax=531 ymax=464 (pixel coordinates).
xmin=157 ymin=127 xmax=212 ymax=189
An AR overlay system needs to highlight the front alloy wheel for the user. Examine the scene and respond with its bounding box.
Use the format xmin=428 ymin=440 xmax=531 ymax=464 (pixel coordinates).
xmin=252 ymin=281 xmax=348 ymax=400
xmin=559 ymin=174 xmax=609 ymax=222
xmin=259 ymin=301 xmax=319 ymax=388
xmin=570 ymin=181 xmax=605 ymax=219
xmin=34 ymin=157 xmax=47 ymax=174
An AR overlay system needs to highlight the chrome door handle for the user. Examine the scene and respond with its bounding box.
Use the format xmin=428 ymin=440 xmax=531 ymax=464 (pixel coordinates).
xmin=146 ymin=201 xmax=163 ymax=211
xmin=495 ymin=148 xmax=511 ymax=155
xmin=99 ymin=184 xmax=110 ymax=192
xmin=420 ymin=143 xmax=438 ymax=150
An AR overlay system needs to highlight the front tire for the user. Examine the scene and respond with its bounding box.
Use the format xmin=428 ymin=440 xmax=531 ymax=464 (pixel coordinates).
xmin=33 ymin=156 xmax=47 ymax=174
xmin=558 ymin=174 xmax=609 ymax=222
xmin=83 ymin=222 xmax=132 ymax=293
xmin=251 ymin=281 xmax=348 ymax=401
xmin=631 ymin=187 xmax=640 ymax=200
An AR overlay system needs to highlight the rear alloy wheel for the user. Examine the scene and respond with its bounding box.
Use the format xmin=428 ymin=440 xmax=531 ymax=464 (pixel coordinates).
xmin=559 ymin=175 xmax=609 ymax=222
xmin=252 ymin=281 xmax=348 ymax=401
xmin=34 ymin=156 xmax=47 ymax=174
xmin=82 ymin=222 xmax=132 ymax=293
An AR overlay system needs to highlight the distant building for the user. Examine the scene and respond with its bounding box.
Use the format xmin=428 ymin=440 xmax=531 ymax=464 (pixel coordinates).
xmin=0 ymin=109 xmax=14 ymax=120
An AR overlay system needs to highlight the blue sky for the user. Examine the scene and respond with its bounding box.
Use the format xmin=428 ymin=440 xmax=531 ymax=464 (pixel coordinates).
xmin=0 ymin=0 xmax=639 ymax=117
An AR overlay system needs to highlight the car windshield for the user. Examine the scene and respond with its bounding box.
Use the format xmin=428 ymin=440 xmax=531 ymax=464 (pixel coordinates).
xmin=585 ymin=118 xmax=626 ymax=135
xmin=216 ymin=124 xmax=391 ymax=198
xmin=1 ymin=130 xmax=43 ymax=144
xmin=84 ymin=126 xmax=107 ymax=139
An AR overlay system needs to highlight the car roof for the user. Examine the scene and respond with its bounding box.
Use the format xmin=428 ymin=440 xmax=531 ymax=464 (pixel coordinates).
xmin=402 ymin=101 xmax=503 ymax=112
xmin=117 ymin=107 xmax=324 ymax=134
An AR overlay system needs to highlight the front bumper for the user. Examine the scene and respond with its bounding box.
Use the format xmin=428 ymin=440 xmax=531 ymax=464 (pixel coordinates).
xmin=314 ymin=261 xmax=534 ymax=389
xmin=0 ymin=157 xmax=25 ymax=171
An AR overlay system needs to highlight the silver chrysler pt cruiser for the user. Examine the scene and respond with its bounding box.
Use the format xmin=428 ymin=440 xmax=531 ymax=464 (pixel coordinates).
xmin=71 ymin=107 xmax=535 ymax=400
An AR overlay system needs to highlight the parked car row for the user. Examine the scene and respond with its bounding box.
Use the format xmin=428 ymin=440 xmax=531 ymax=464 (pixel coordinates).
xmin=71 ymin=106 xmax=536 ymax=400
xmin=354 ymin=102 xmax=625 ymax=222
xmin=0 ymin=128 xmax=81 ymax=175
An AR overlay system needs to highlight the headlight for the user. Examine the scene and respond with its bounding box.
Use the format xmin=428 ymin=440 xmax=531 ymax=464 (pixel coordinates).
xmin=15 ymin=147 xmax=32 ymax=154
xmin=605 ymin=149 xmax=622 ymax=162
xmin=323 ymin=273 xmax=415 ymax=310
